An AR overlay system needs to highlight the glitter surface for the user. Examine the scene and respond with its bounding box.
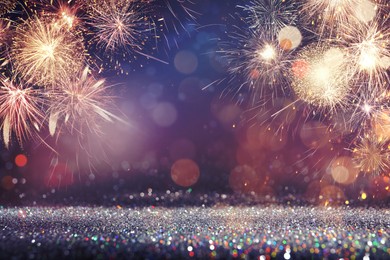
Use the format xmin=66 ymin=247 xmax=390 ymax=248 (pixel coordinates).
xmin=1 ymin=205 xmax=389 ymax=259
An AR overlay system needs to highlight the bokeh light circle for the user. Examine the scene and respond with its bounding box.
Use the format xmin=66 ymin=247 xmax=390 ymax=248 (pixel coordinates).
xmin=15 ymin=154 xmax=28 ymax=167
xmin=171 ymin=159 xmax=200 ymax=187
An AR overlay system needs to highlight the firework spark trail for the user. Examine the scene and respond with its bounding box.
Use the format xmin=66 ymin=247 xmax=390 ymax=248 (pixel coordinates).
xmin=81 ymin=0 xmax=162 ymax=73
xmin=352 ymin=133 xmax=390 ymax=175
xmin=48 ymin=66 xmax=121 ymax=138
xmin=339 ymin=17 xmax=390 ymax=92
xmin=86 ymin=0 xmax=153 ymax=52
xmin=238 ymin=0 xmax=299 ymax=37
xmin=301 ymin=0 xmax=378 ymax=37
xmin=222 ymin=29 xmax=295 ymax=104
xmin=0 ymin=19 xmax=11 ymax=57
xmin=0 ymin=0 xmax=17 ymax=15
xmin=11 ymin=16 xmax=86 ymax=88
xmin=0 ymin=78 xmax=45 ymax=148
xmin=149 ymin=0 xmax=199 ymax=51
xmin=31 ymin=0 xmax=83 ymax=31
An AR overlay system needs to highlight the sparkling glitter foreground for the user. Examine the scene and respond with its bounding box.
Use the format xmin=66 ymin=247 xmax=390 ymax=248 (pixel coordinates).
xmin=1 ymin=206 xmax=389 ymax=259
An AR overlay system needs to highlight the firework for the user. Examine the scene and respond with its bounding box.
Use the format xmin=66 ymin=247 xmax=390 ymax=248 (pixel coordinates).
xmin=11 ymin=16 xmax=86 ymax=88
xmin=48 ymin=67 xmax=120 ymax=137
xmin=32 ymin=0 xmax=83 ymax=31
xmin=238 ymin=0 xmax=299 ymax=37
xmin=0 ymin=0 xmax=17 ymax=15
xmin=291 ymin=44 xmax=354 ymax=111
xmin=342 ymin=19 xmax=390 ymax=91
xmin=86 ymin=0 xmax=152 ymax=52
xmin=301 ymin=0 xmax=379 ymax=36
xmin=352 ymin=133 xmax=390 ymax=174
xmin=0 ymin=78 xmax=45 ymax=148
xmin=222 ymin=28 xmax=296 ymax=105
xmin=0 ymin=19 xmax=11 ymax=49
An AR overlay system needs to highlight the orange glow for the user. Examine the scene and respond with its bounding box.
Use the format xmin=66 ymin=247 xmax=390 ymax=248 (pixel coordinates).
xmin=171 ymin=159 xmax=200 ymax=187
xmin=280 ymin=38 xmax=293 ymax=50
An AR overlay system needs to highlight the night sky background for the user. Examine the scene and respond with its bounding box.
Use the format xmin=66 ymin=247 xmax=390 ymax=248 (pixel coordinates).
xmin=0 ymin=0 xmax=389 ymax=206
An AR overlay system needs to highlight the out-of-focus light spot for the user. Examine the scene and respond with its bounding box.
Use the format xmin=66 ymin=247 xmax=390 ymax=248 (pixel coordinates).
xmin=380 ymin=56 xmax=390 ymax=69
xmin=15 ymin=154 xmax=28 ymax=167
xmin=361 ymin=192 xmax=367 ymax=200
xmin=121 ymin=161 xmax=131 ymax=171
xmin=353 ymin=0 xmax=377 ymax=23
xmin=363 ymin=254 xmax=370 ymax=260
xmin=171 ymin=159 xmax=200 ymax=187
xmin=278 ymin=26 xmax=302 ymax=50
xmin=151 ymin=102 xmax=178 ymax=127
xmin=174 ymin=50 xmax=198 ymax=74
xmin=345 ymin=200 xmax=350 ymax=205
xmin=1 ymin=176 xmax=14 ymax=190
xmin=329 ymin=157 xmax=358 ymax=185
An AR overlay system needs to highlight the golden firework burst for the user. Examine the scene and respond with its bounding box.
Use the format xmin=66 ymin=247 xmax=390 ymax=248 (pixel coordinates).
xmin=11 ymin=16 xmax=86 ymax=88
xmin=352 ymin=133 xmax=390 ymax=174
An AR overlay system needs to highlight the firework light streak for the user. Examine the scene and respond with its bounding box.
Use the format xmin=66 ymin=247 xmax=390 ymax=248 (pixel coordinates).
xmin=352 ymin=133 xmax=390 ymax=174
xmin=237 ymin=0 xmax=298 ymax=36
xmin=148 ymin=0 xmax=199 ymax=51
xmin=11 ymin=16 xmax=86 ymax=87
xmin=33 ymin=0 xmax=82 ymax=31
xmin=341 ymin=19 xmax=390 ymax=91
xmin=301 ymin=0 xmax=378 ymax=36
xmin=223 ymin=31 xmax=294 ymax=103
xmin=0 ymin=0 xmax=17 ymax=15
xmin=48 ymin=67 xmax=121 ymax=138
xmin=86 ymin=0 xmax=153 ymax=53
xmin=0 ymin=78 xmax=44 ymax=148
xmin=0 ymin=19 xmax=11 ymax=56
